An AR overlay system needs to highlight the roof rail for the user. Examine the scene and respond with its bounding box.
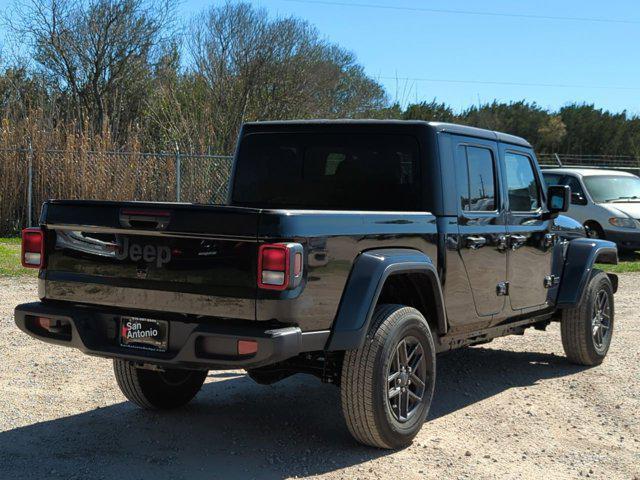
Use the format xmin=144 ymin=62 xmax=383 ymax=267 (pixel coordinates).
xmin=554 ymin=153 xmax=563 ymax=167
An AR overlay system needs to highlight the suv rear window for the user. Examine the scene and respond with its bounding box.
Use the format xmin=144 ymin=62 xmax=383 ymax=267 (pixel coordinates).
xmin=232 ymin=133 xmax=422 ymax=210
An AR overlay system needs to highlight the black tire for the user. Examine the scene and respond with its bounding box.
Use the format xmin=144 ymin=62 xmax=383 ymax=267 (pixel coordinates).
xmin=113 ymin=359 xmax=208 ymax=409
xmin=584 ymin=222 xmax=605 ymax=239
xmin=340 ymin=304 xmax=436 ymax=449
xmin=561 ymin=270 xmax=614 ymax=366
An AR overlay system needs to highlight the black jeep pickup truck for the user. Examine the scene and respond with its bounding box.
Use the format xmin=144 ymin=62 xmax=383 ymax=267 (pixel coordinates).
xmin=15 ymin=120 xmax=619 ymax=449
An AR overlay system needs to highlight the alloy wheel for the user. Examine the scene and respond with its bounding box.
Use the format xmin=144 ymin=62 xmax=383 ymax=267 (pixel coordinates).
xmin=591 ymin=289 xmax=612 ymax=353
xmin=386 ymin=336 xmax=428 ymax=423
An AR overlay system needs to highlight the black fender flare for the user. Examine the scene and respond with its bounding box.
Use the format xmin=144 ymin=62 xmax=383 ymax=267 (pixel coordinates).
xmin=556 ymin=238 xmax=618 ymax=308
xmin=326 ymin=248 xmax=447 ymax=351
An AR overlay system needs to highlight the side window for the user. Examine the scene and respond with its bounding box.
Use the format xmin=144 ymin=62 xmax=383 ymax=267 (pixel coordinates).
xmin=542 ymin=173 xmax=562 ymax=186
xmin=504 ymin=152 xmax=540 ymax=211
xmin=563 ymin=176 xmax=585 ymax=197
xmin=457 ymin=146 xmax=497 ymax=212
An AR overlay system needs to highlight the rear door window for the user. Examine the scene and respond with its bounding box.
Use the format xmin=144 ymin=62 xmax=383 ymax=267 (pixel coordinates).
xmin=457 ymin=145 xmax=497 ymax=212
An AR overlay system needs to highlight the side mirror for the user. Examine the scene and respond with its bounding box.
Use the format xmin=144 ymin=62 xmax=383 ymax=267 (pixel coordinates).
xmin=571 ymin=192 xmax=588 ymax=205
xmin=548 ymin=185 xmax=570 ymax=214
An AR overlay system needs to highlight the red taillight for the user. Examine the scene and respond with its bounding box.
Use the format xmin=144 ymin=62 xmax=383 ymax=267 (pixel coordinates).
xmin=21 ymin=228 xmax=45 ymax=269
xmin=36 ymin=317 xmax=51 ymax=330
xmin=237 ymin=339 xmax=258 ymax=355
xmin=257 ymin=243 xmax=304 ymax=290
xmin=258 ymin=244 xmax=290 ymax=290
xmin=261 ymin=246 xmax=287 ymax=271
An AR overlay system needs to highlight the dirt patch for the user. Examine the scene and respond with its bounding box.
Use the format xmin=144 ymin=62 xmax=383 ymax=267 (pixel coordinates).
xmin=0 ymin=275 xmax=638 ymax=479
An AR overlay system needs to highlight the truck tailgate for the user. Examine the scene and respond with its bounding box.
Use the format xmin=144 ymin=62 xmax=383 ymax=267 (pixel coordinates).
xmin=40 ymin=200 xmax=260 ymax=320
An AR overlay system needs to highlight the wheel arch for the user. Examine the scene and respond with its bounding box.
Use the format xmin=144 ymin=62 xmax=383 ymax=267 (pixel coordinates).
xmin=326 ymin=248 xmax=447 ymax=351
xmin=584 ymin=219 xmax=603 ymax=227
xmin=584 ymin=220 xmax=605 ymax=237
xmin=556 ymin=238 xmax=618 ymax=308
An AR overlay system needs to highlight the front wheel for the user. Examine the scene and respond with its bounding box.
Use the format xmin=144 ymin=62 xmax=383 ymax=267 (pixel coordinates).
xmin=561 ymin=270 xmax=614 ymax=366
xmin=584 ymin=222 xmax=605 ymax=239
xmin=340 ymin=305 xmax=436 ymax=449
xmin=113 ymin=359 xmax=208 ymax=409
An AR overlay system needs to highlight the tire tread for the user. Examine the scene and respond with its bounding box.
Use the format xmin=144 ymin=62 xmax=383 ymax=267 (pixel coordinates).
xmin=113 ymin=359 xmax=206 ymax=410
xmin=561 ymin=270 xmax=613 ymax=366
xmin=341 ymin=304 xmax=433 ymax=449
xmin=113 ymin=359 xmax=155 ymax=409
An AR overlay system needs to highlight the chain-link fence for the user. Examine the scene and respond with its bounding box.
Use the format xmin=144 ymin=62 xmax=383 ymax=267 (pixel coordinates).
xmin=0 ymin=148 xmax=233 ymax=235
xmin=2 ymin=147 xmax=640 ymax=235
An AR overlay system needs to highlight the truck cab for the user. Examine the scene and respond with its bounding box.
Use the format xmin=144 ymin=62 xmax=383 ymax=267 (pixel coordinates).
xmin=438 ymin=123 xmax=558 ymax=326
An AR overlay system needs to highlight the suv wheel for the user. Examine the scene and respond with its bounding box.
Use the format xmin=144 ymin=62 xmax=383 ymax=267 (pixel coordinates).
xmin=340 ymin=304 xmax=436 ymax=449
xmin=113 ymin=359 xmax=208 ymax=409
xmin=584 ymin=222 xmax=605 ymax=239
xmin=561 ymin=270 xmax=614 ymax=366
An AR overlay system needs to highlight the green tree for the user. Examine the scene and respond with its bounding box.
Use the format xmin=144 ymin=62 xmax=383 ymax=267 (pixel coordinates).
xmin=402 ymin=100 xmax=456 ymax=122
xmin=180 ymin=1 xmax=387 ymax=153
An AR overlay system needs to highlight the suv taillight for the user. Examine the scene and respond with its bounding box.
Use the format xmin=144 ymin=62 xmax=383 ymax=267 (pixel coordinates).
xmin=21 ymin=228 xmax=45 ymax=269
xmin=257 ymin=243 xmax=303 ymax=290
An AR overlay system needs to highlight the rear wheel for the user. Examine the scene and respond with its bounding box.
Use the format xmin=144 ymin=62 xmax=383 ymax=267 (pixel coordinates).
xmin=561 ymin=270 xmax=614 ymax=366
xmin=113 ymin=359 xmax=207 ymax=409
xmin=340 ymin=304 xmax=436 ymax=449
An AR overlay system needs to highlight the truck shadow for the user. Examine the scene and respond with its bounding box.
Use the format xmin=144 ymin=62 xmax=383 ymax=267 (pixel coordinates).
xmin=0 ymin=347 xmax=586 ymax=480
xmin=428 ymin=346 xmax=586 ymax=420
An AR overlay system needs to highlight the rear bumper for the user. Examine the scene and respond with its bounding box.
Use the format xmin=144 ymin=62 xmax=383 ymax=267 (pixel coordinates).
xmin=14 ymin=302 xmax=329 ymax=370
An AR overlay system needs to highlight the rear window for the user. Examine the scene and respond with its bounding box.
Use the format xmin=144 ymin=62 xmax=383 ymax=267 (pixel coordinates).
xmin=231 ymin=133 xmax=422 ymax=210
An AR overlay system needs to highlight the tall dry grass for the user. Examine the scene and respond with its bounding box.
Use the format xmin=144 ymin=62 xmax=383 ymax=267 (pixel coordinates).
xmin=0 ymin=111 xmax=231 ymax=234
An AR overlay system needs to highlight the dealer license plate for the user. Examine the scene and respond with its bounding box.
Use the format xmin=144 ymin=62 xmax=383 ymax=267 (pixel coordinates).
xmin=119 ymin=317 xmax=168 ymax=352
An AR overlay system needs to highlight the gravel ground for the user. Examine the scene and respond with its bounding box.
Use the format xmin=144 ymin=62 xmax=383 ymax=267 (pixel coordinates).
xmin=0 ymin=275 xmax=638 ymax=480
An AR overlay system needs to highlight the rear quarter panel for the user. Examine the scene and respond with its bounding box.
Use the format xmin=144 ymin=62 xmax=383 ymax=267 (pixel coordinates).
xmin=256 ymin=211 xmax=439 ymax=332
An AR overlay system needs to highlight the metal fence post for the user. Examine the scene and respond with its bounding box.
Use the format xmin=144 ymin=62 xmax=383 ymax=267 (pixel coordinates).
xmin=27 ymin=142 xmax=33 ymax=228
xmin=175 ymin=143 xmax=181 ymax=202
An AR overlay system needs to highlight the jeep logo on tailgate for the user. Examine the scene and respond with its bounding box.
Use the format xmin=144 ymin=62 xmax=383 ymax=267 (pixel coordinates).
xmin=115 ymin=238 xmax=171 ymax=267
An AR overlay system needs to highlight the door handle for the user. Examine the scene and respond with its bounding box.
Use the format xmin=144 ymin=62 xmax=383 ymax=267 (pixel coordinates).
xmin=120 ymin=209 xmax=171 ymax=230
xmin=466 ymin=236 xmax=487 ymax=249
xmin=509 ymin=234 xmax=528 ymax=250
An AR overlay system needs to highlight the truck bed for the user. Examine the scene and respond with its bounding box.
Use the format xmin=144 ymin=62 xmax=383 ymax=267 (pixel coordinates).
xmin=38 ymin=200 xmax=439 ymax=331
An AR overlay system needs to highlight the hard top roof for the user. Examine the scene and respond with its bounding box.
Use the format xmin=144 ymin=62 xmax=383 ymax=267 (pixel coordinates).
xmin=242 ymin=119 xmax=532 ymax=148
xmin=542 ymin=167 xmax=637 ymax=178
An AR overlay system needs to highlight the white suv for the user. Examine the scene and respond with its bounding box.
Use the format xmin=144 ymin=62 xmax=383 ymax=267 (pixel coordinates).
xmin=543 ymin=168 xmax=640 ymax=251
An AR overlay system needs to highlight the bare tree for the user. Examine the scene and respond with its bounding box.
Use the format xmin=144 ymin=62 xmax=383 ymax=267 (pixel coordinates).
xmin=8 ymin=0 xmax=177 ymax=139
xmin=168 ymin=1 xmax=387 ymax=153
